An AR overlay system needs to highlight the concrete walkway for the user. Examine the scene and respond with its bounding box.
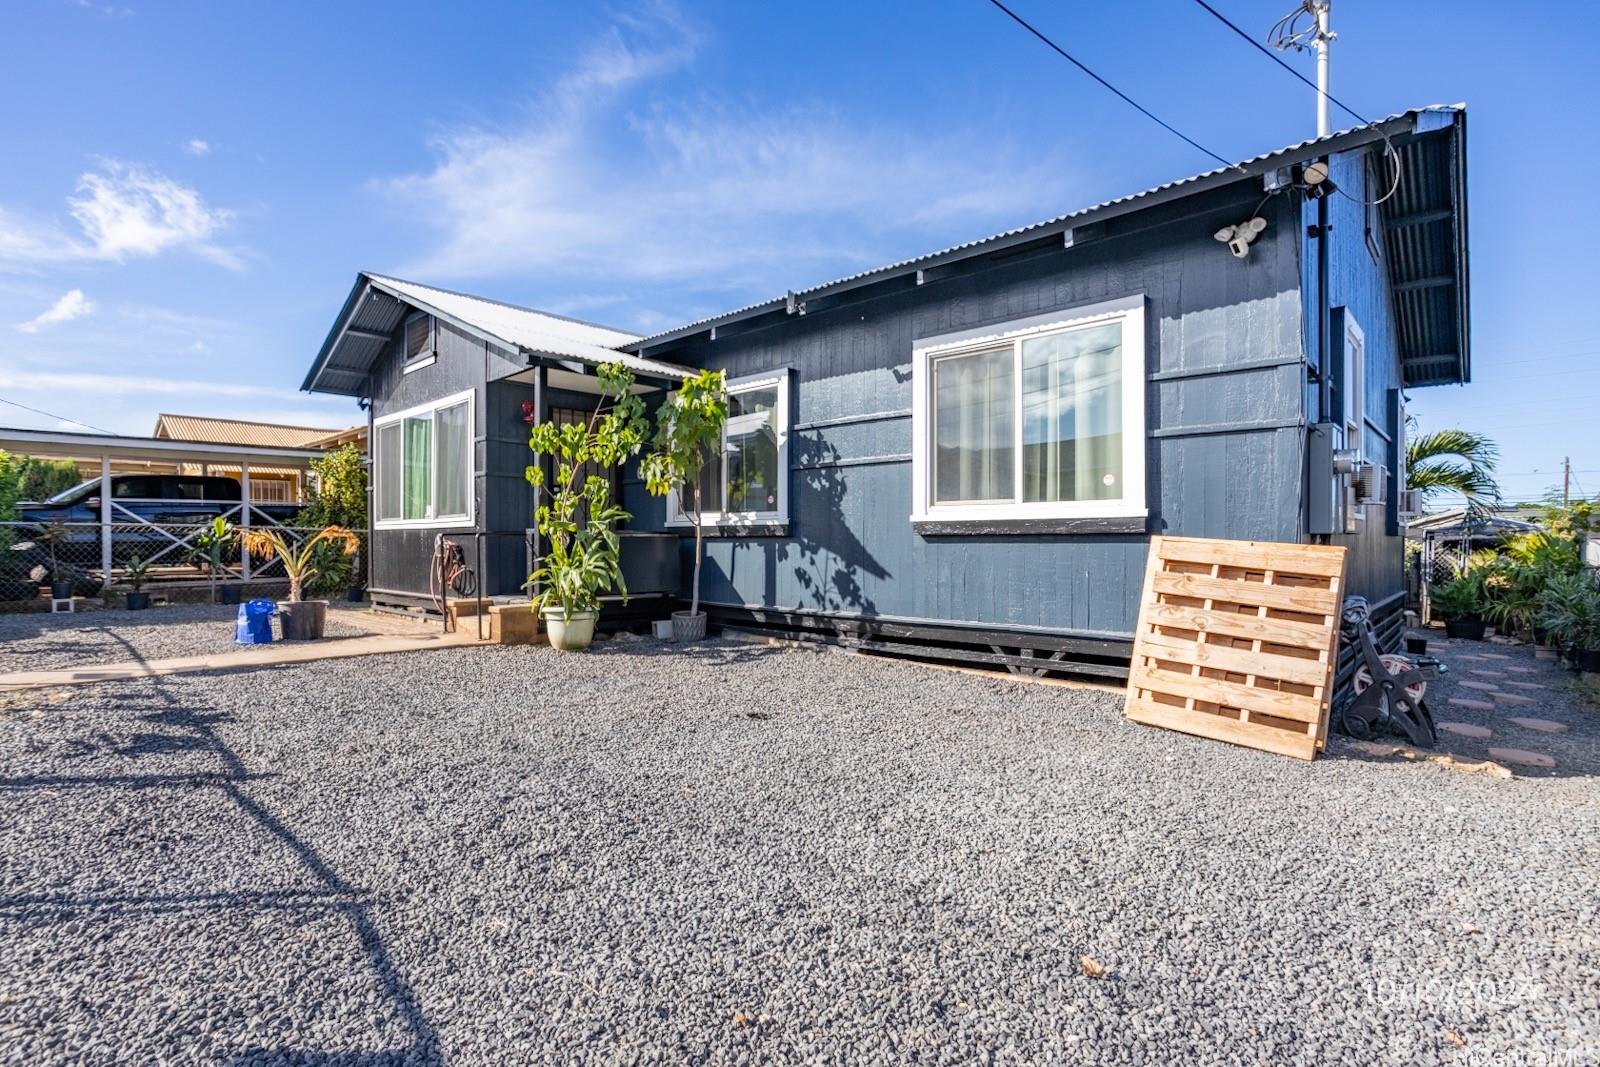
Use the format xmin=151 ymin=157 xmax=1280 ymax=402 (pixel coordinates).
xmin=0 ymin=624 xmax=487 ymax=692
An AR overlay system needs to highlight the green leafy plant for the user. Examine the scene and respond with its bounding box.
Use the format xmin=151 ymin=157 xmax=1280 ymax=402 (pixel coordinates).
xmin=124 ymin=554 xmax=151 ymax=593
xmin=240 ymin=525 xmax=359 ymax=602
xmin=1406 ymin=418 xmax=1501 ymax=504
xmin=190 ymin=515 xmax=236 ymax=603
xmin=524 ymin=363 xmax=649 ymax=621
xmin=641 ymin=369 xmax=729 ymax=620
xmin=302 ymin=535 xmax=356 ymax=598
xmin=1537 ymin=573 xmax=1600 ymax=653
xmin=1430 ymin=573 xmax=1486 ymax=622
xmin=301 ymin=444 xmax=368 ymax=530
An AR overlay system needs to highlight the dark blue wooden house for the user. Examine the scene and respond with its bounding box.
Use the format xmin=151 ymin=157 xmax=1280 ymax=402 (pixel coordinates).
xmin=303 ymin=105 xmax=1470 ymax=683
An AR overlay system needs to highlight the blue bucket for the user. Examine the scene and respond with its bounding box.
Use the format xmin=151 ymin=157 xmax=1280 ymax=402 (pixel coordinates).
xmin=235 ymin=598 xmax=276 ymax=644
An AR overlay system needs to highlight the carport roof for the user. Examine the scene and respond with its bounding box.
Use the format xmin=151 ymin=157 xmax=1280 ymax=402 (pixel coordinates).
xmin=0 ymin=425 xmax=328 ymax=467
xmin=302 ymin=273 xmax=690 ymax=397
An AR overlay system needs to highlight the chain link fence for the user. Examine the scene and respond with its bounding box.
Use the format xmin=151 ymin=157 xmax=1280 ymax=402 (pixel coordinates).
xmin=0 ymin=519 xmax=366 ymax=604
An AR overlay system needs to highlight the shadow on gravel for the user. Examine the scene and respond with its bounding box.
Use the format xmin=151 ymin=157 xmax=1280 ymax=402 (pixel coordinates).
xmin=0 ymin=677 xmax=442 ymax=1064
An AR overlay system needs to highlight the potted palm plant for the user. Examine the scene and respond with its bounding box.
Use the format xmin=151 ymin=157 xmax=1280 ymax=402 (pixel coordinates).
xmin=123 ymin=555 xmax=152 ymax=610
xmin=190 ymin=516 xmax=238 ymax=604
xmin=239 ymin=525 xmax=359 ymax=640
xmin=1431 ymin=573 xmax=1487 ymax=641
xmin=642 ymin=369 xmax=728 ymax=643
xmin=525 ymin=363 xmax=649 ymax=651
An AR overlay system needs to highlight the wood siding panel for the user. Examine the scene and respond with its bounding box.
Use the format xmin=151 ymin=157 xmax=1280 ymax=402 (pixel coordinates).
xmin=642 ymin=185 xmax=1310 ymax=639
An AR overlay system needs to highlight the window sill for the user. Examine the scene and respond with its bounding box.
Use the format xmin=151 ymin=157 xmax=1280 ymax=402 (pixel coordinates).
xmin=402 ymin=353 xmax=436 ymax=374
xmin=913 ymin=514 xmax=1149 ymax=536
xmin=668 ymin=523 xmax=790 ymax=539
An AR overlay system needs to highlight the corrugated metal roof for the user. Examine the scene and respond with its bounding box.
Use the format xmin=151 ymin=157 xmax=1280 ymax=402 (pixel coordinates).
xmin=1380 ymin=117 xmax=1471 ymax=387
xmin=153 ymin=413 xmax=346 ymax=448
xmin=630 ymin=105 xmax=1467 ymax=351
xmin=303 ymin=273 xmax=691 ymax=396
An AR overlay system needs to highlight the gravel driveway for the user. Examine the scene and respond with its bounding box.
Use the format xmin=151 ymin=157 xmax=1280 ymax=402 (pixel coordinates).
xmin=0 ymin=603 xmax=373 ymax=673
xmin=0 ymin=637 xmax=1596 ymax=1065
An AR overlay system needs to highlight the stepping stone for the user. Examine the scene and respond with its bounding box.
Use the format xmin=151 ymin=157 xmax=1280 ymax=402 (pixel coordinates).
xmin=1480 ymin=653 xmax=1512 ymax=660
xmin=1491 ymin=691 xmax=1537 ymax=706
xmin=1506 ymin=666 xmax=1538 ymax=674
xmin=1505 ymin=681 xmax=1547 ymax=691
xmin=1459 ymin=681 xmax=1502 ymax=692
xmin=1468 ymin=669 xmax=1504 ymax=678
xmin=1488 ymin=747 xmax=1556 ymax=769
xmin=1449 ymin=697 xmax=1496 ymax=711
xmin=1535 ymin=649 xmax=1559 ymax=661
xmin=1455 ymin=655 xmax=1489 ymax=662
xmin=1438 ymin=722 xmax=1492 ymax=739
xmin=1506 ymin=717 xmax=1569 ymax=734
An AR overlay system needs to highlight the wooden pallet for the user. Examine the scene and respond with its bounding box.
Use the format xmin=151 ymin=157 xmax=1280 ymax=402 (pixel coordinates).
xmin=1124 ymin=536 xmax=1347 ymax=761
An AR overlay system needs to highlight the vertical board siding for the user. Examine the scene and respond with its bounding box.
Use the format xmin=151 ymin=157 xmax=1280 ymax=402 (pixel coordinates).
xmin=1316 ymin=147 xmax=1406 ymax=604
xmin=368 ymin=319 xmax=503 ymax=597
xmin=643 ymin=186 xmax=1308 ymax=638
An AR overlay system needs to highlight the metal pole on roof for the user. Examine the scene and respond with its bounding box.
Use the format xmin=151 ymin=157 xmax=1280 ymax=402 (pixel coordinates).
xmin=1314 ymin=2 xmax=1332 ymax=137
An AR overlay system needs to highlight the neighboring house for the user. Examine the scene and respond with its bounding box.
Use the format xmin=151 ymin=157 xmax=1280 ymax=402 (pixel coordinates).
xmin=151 ymin=413 xmax=367 ymax=503
xmin=302 ymin=104 xmax=1470 ymax=683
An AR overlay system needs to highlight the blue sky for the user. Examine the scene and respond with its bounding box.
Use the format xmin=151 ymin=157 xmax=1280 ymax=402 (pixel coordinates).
xmin=0 ymin=1 xmax=1591 ymax=503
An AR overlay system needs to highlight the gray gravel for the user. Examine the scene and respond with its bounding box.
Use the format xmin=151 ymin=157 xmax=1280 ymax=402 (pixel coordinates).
xmin=0 ymin=603 xmax=373 ymax=673
xmin=0 ymin=635 xmax=1596 ymax=1066
xmin=1400 ymin=634 xmax=1600 ymax=776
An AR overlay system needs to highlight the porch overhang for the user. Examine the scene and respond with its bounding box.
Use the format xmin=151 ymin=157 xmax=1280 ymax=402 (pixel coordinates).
xmin=1381 ymin=108 xmax=1471 ymax=387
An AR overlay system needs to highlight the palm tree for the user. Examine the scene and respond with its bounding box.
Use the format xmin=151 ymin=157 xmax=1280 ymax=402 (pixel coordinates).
xmin=1406 ymin=418 xmax=1502 ymax=505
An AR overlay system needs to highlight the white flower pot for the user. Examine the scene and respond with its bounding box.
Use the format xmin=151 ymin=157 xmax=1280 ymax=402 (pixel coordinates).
xmin=542 ymin=608 xmax=598 ymax=651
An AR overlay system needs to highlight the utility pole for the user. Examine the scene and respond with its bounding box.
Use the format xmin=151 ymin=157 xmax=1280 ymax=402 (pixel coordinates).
xmin=1314 ymin=1 xmax=1332 ymax=137
xmin=1564 ymin=456 xmax=1572 ymax=508
xmin=1272 ymin=1 xmax=1337 ymax=137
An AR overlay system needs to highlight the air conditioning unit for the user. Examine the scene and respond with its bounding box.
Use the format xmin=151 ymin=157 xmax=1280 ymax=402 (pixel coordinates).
xmin=1398 ymin=488 xmax=1424 ymax=516
xmin=1353 ymin=462 xmax=1388 ymax=507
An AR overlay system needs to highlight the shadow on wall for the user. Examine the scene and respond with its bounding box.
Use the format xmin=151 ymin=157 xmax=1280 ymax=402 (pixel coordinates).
xmin=781 ymin=433 xmax=890 ymax=617
xmin=695 ymin=432 xmax=891 ymax=618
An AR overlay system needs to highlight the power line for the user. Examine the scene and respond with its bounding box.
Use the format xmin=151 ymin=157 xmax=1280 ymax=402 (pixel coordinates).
xmin=1190 ymin=0 xmax=1371 ymax=125
xmin=0 ymin=395 xmax=117 ymax=436
xmin=984 ymin=0 xmax=1242 ymax=171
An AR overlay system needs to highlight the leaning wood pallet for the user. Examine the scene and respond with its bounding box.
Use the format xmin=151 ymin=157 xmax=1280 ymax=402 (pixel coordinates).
xmin=1124 ymin=536 xmax=1347 ymax=761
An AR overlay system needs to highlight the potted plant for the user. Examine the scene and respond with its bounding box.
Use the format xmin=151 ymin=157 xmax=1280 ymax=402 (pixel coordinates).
xmin=239 ymin=525 xmax=359 ymax=640
xmin=1537 ymin=573 xmax=1600 ymax=673
xmin=1431 ymin=573 xmax=1487 ymax=640
xmin=524 ymin=363 xmax=649 ymax=651
xmin=37 ymin=522 xmax=73 ymax=600
xmin=124 ymin=555 xmax=152 ymax=610
xmin=190 ymin=516 xmax=238 ymax=604
xmin=642 ymin=369 xmax=728 ymax=643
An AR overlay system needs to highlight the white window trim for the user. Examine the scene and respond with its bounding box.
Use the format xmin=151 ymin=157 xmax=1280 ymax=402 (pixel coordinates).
xmin=910 ymin=294 xmax=1147 ymax=523
xmin=1344 ymin=313 xmax=1366 ymax=523
xmin=402 ymin=311 xmax=436 ymax=369
xmin=666 ymin=370 xmax=791 ymax=528
xmin=372 ymin=388 xmax=475 ymax=530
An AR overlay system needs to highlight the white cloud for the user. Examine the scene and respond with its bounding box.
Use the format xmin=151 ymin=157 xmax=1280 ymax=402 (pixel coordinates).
xmin=185 ymin=138 xmax=211 ymax=156
xmin=380 ymin=5 xmax=1073 ymax=292
xmin=69 ymin=162 xmax=237 ymax=266
xmin=16 ymin=289 xmax=95 ymax=332
xmin=0 ymin=161 xmax=239 ymax=270
xmin=0 ymin=369 xmax=267 ymax=398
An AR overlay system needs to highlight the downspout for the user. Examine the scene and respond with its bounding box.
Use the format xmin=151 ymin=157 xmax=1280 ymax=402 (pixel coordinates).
xmin=1315 ymin=183 xmax=1332 ymax=424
